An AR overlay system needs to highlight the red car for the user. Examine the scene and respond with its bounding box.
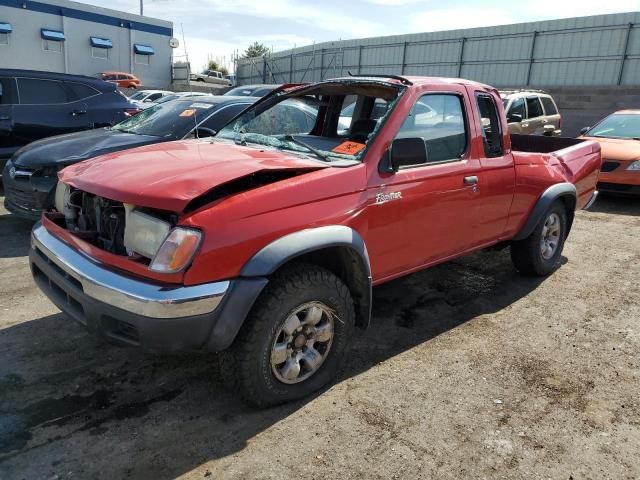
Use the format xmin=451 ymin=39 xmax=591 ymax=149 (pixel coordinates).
xmin=30 ymin=76 xmax=601 ymax=406
xmin=99 ymin=71 xmax=141 ymax=89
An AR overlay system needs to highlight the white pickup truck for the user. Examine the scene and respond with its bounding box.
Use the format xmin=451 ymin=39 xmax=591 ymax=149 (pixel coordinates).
xmin=191 ymin=69 xmax=230 ymax=86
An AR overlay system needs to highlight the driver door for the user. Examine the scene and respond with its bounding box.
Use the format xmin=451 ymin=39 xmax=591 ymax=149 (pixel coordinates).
xmin=365 ymin=88 xmax=483 ymax=282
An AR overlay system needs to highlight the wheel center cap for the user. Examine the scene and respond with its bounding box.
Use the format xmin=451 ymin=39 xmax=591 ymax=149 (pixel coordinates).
xmin=293 ymin=334 xmax=306 ymax=349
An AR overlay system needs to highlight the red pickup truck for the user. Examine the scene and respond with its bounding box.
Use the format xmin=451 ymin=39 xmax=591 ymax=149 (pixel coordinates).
xmin=30 ymin=76 xmax=601 ymax=406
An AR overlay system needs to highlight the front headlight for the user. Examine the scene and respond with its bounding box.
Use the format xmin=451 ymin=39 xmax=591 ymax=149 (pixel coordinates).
xmin=149 ymin=227 xmax=202 ymax=273
xmin=626 ymin=160 xmax=640 ymax=171
xmin=54 ymin=181 xmax=71 ymax=213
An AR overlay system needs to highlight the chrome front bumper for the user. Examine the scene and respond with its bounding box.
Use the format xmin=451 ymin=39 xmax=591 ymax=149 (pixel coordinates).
xmin=30 ymin=223 xmax=229 ymax=319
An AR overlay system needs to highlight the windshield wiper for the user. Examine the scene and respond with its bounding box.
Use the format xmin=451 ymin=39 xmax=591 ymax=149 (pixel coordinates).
xmin=281 ymin=134 xmax=329 ymax=162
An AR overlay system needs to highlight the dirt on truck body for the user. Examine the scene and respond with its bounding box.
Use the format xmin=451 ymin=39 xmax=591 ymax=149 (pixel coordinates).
xmin=30 ymin=76 xmax=600 ymax=407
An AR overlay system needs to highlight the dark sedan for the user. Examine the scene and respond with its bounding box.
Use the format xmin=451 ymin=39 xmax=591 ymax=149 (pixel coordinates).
xmin=3 ymin=96 xmax=258 ymax=219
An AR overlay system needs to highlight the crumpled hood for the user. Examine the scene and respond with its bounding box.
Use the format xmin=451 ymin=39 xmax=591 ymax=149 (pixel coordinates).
xmin=60 ymin=140 xmax=328 ymax=212
xmin=13 ymin=128 xmax=161 ymax=169
xmin=581 ymin=136 xmax=640 ymax=162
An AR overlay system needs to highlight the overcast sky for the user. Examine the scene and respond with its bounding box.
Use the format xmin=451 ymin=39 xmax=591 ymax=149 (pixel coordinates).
xmin=81 ymin=0 xmax=640 ymax=72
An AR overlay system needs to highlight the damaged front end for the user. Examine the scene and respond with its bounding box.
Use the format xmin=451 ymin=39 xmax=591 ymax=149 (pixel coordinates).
xmin=51 ymin=182 xmax=201 ymax=278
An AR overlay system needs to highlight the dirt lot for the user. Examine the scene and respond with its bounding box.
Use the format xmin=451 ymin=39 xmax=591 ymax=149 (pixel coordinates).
xmin=0 ymin=194 xmax=638 ymax=480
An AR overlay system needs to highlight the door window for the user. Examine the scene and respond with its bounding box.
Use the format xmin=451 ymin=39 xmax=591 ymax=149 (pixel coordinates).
xmin=540 ymin=97 xmax=558 ymax=115
xmin=508 ymin=97 xmax=525 ymax=120
xmin=17 ymin=78 xmax=68 ymax=104
xmin=525 ymin=96 xmax=543 ymax=118
xmin=0 ymin=77 xmax=17 ymax=104
xmin=476 ymin=93 xmax=503 ymax=158
xmin=395 ymin=93 xmax=467 ymax=165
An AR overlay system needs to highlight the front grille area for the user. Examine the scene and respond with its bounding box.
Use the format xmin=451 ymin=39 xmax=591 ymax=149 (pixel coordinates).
xmin=601 ymin=161 xmax=621 ymax=173
xmin=5 ymin=183 xmax=41 ymax=211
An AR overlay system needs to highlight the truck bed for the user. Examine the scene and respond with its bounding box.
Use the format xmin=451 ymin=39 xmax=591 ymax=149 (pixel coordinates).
xmin=511 ymin=134 xmax=601 ymax=209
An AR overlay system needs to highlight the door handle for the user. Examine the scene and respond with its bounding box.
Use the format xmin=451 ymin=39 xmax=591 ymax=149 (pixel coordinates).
xmin=464 ymin=176 xmax=478 ymax=186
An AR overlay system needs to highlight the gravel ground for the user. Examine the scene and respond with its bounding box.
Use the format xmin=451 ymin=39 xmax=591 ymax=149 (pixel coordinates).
xmin=0 ymin=194 xmax=638 ymax=480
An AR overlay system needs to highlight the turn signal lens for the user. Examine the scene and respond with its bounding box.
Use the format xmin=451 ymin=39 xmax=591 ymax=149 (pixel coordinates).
xmin=149 ymin=228 xmax=202 ymax=273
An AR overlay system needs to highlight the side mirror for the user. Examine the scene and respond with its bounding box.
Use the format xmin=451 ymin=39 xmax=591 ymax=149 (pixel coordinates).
xmin=507 ymin=113 xmax=523 ymax=123
xmin=580 ymin=127 xmax=590 ymax=135
xmin=381 ymin=137 xmax=427 ymax=173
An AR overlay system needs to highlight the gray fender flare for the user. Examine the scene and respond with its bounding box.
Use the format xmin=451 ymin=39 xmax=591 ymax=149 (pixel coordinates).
xmin=512 ymin=182 xmax=577 ymax=241
xmin=241 ymin=226 xmax=373 ymax=328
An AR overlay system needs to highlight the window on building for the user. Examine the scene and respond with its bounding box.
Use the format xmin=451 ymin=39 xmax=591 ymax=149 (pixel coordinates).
xmin=0 ymin=22 xmax=11 ymax=45
xmin=90 ymin=36 xmax=112 ymax=60
xmin=43 ymin=39 xmax=62 ymax=53
xmin=92 ymin=47 xmax=109 ymax=59
xmin=135 ymin=54 xmax=150 ymax=65
xmin=17 ymin=78 xmax=68 ymax=104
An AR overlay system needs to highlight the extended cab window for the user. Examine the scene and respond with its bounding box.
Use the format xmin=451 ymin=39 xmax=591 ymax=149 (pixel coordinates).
xmin=476 ymin=93 xmax=503 ymax=158
xmin=17 ymin=78 xmax=68 ymax=104
xmin=395 ymin=94 xmax=467 ymax=165
xmin=526 ymin=96 xmax=543 ymax=118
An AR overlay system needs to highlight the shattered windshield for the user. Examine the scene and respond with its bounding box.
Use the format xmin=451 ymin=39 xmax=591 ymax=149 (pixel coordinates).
xmin=216 ymin=84 xmax=402 ymax=162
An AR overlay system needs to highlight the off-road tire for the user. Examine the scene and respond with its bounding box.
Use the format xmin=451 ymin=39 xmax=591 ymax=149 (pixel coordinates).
xmin=511 ymin=201 xmax=568 ymax=276
xmin=219 ymin=263 xmax=355 ymax=407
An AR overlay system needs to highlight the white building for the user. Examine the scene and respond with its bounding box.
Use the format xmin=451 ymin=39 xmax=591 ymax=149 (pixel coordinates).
xmin=0 ymin=0 xmax=174 ymax=86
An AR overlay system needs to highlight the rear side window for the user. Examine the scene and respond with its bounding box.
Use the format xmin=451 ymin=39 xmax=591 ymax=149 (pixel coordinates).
xmin=476 ymin=93 xmax=503 ymax=158
xmin=395 ymin=93 xmax=467 ymax=165
xmin=17 ymin=78 xmax=68 ymax=104
xmin=65 ymin=82 xmax=99 ymax=101
xmin=526 ymin=96 xmax=543 ymax=118
xmin=541 ymin=97 xmax=558 ymax=115
xmin=0 ymin=77 xmax=17 ymax=104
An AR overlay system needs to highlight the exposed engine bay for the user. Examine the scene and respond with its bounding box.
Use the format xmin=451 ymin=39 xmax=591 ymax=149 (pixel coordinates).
xmin=55 ymin=183 xmax=176 ymax=259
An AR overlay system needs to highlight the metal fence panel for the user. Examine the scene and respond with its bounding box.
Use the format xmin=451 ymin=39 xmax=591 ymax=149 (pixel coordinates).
xmin=237 ymin=12 xmax=640 ymax=87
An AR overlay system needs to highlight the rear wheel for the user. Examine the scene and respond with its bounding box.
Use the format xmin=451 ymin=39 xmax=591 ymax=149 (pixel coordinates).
xmin=220 ymin=264 xmax=355 ymax=407
xmin=511 ymin=202 xmax=567 ymax=276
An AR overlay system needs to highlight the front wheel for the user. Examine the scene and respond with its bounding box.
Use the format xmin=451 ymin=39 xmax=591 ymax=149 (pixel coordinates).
xmin=510 ymin=202 xmax=567 ymax=276
xmin=220 ymin=264 xmax=355 ymax=407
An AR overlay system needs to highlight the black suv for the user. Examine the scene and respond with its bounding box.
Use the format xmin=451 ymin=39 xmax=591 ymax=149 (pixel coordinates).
xmin=0 ymin=69 xmax=139 ymax=182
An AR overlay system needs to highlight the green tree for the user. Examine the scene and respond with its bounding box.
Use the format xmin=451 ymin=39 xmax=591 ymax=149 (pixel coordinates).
xmin=242 ymin=42 xmax=270 ymax=59
xmin=206 ymin=60 xmax=229 ymax=76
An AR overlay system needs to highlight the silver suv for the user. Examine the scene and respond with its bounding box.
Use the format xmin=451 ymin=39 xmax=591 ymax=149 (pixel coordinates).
xmin=500 ymin=90 xmax=562 ymax=136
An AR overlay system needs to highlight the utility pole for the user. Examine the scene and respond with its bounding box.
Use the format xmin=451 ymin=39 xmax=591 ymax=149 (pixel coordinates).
xmin=139 ymin=0 xmax=143 ymax=16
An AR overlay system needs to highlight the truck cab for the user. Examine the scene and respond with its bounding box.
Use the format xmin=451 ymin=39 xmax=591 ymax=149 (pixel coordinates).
xmin=30 ymin=76 xmax=600 ymax=407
